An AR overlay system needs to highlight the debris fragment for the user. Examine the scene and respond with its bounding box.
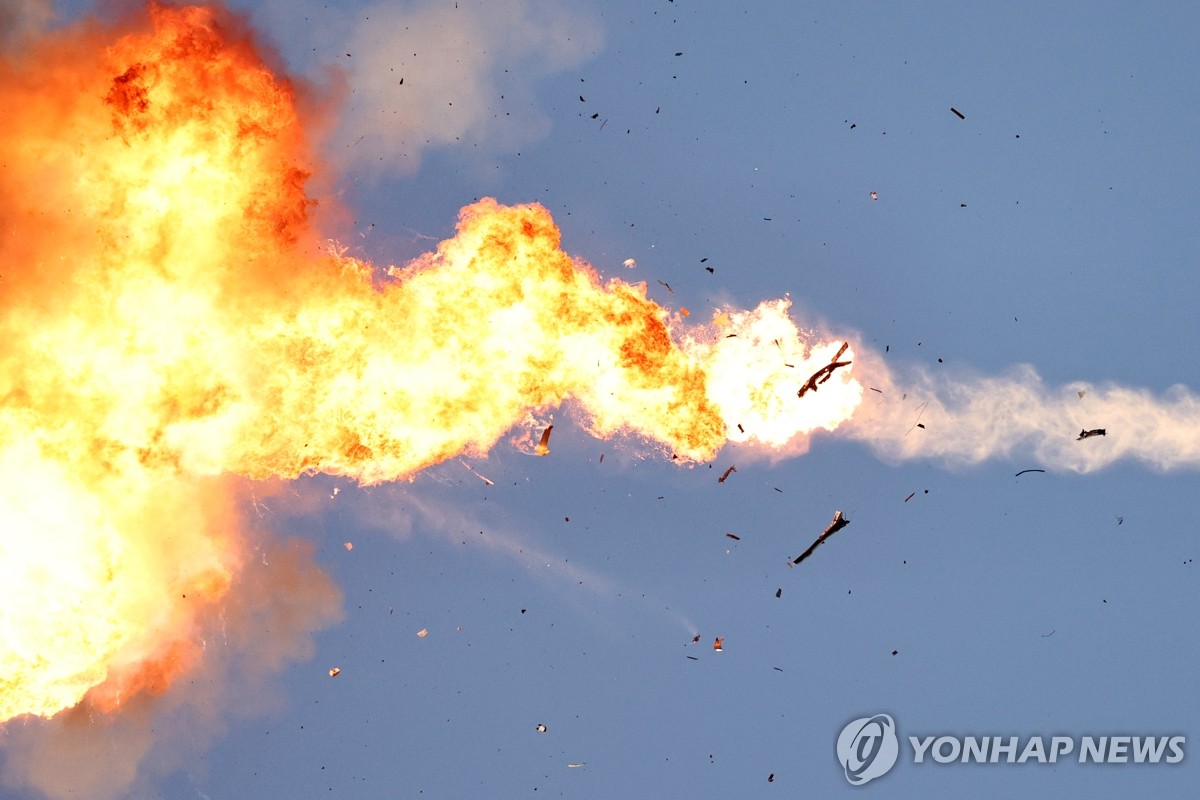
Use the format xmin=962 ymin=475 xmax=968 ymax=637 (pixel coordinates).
xmin=568 ymin=763 xmax=586 ymax=768
xmin=793 ymin=511 xmax=851 ymax=565
xmin=1077 ymin=428 xmax=1106 ymax=440
xmin=713 ymin=636 xmax=724 ymax=652
xmin=328 ymin=667 xmax=341 ymax=677
xmin=869 ymin=191 xmax=878 ymax=200
xmin=904 ymin=492 xmax=915 ymax=503
xmin=1014 ymin=469 xmax=1045 ymax=477
xmin=343 ymin=541 xmax=353 ymax=551
xmin=775 ymin=588 xmax=782 ymax=598
xmin=891 ymin=649 xmax=899 ymax=656
xmin=1040 ymin=630 xmax=1055 ymax=638
xmin=797 ymin=342 xmax=851 ymax=397
xmin=623 ymin=258 xmax=637 ymax=268
xmin=686 ymin=655 xmax=699 ymax=661
xmin=950 ymin=107 xmax=965 ymax=119
xmin=725 ymin=532 xmax=741 ymax=541
xmin=536 ymin=723 xmax=548 ymax=733
xmin=718 ymin=465 xmax=737 ymax=483
xmin=768 ymin=773 xmax=775 ymax=782
xmin=691 ymin=635 xmax=701 ymax=644
xmin=417 ymin=628 xmax=428 ymax=638
xmin=535 ymin=424 xmax=554 ymax=456
xmin=657 ymin=280 xmax=674 ymax=294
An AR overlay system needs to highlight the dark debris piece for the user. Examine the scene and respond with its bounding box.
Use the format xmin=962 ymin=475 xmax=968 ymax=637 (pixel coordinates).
xmin=1077 ymin=428 xmax=1106 ymax=440
xmin=797 ymin=342 xmax=851 ymax=397
xmin=718 ymin=465 xmax=737 ymax=483
xmin=725 ymin=532 xmax=741 ymax=541
xmin=1014 ymin=469 xmax=1045 ymax=477
xmin=951 ymin=107 xmax=965 ymax=119
xmin=793 ymin=511 xmax=850 ymax=565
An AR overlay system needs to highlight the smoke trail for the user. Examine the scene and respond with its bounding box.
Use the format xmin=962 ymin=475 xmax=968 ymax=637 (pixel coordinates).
xmin=841 ymin=344 xmax=1200 ymax=472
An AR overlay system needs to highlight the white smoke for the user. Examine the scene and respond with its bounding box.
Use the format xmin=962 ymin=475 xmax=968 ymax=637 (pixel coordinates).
xmin=843 ymin=344 xmax=1200 ymax=472
xmin=329 ymin=0 xmax=603 ymax=177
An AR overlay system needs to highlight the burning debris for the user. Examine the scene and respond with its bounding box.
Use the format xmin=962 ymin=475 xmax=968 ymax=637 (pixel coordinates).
xmin=798 ymin=342 xmax=852 ymax=397
xmin=535 ymin=424 xmax=554 ymax=456
xmin=793 ymin=511 xmax=851 ymax=565
xmin=328 ymin=667 xmax=341 ymax=678
xmin=536 ymin=724 xmax=548 ymax=733
xmin=1077 ymin=428 xmax=1107 ymax=440
xmin=713 ymin=636 xmax=725 ymax=652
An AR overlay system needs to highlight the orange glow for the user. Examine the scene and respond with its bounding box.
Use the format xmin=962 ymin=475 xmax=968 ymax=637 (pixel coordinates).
xmin=0 ymin=4 xmax=859 ymax=722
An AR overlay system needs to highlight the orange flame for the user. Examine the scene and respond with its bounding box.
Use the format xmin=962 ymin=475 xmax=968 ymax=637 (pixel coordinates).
xmin=0 ymin=3 xmax=859 ymax=722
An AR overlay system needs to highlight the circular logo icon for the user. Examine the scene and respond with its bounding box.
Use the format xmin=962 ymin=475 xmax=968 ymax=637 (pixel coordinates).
xmin=836 ymin=713 xmax=899 ymax=785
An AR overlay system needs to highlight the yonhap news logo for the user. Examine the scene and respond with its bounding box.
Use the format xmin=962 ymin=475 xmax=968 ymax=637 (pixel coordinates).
xmin=836 ymin=714 xmax=899 ymax=785
xmin=835 ymin=713 xmax=1185 ymax=786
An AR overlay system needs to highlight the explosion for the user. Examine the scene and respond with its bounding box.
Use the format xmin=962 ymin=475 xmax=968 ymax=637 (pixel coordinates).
xmin=11 ymin=8 xmax=1196 ymax=793
xmin=0 ymin=3 xmax=860 ymax=726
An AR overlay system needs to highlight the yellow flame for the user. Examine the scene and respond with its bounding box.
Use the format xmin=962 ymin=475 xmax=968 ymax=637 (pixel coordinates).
xmin=0 ymin=3 xmax=859 ymax=722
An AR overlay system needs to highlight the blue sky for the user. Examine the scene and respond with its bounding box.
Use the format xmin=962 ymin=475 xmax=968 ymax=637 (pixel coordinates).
xmin=4 ymin=1 xmax=1200 ymax=798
